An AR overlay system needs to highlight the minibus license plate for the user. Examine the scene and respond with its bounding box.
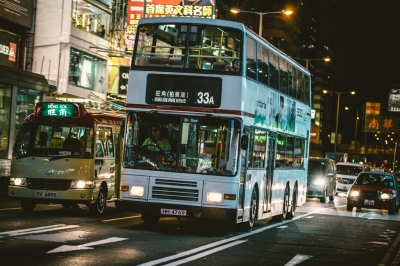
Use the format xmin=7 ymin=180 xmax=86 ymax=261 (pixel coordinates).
xmin=36 ymin=191 xmax=58 ymax=198
xmin=364 ymin=199 xmax=374 ymax=206
xmin=161 ymin=208 xmax=187 ymax=216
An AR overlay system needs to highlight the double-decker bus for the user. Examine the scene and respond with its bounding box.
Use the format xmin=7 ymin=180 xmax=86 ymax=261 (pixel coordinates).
xmin=9 ymin=102 xmax=124 ymax=214
xmin=120 ymin=17 xmax=311 ymax=231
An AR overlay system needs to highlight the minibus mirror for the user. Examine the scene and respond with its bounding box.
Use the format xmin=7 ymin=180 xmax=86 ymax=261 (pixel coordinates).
xmin=240 ymin=135 xmax=249 ymax=150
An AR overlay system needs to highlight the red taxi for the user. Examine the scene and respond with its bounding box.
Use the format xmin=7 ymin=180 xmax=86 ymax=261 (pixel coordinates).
xmin=347 ymin=171 xmax=400 ymax=214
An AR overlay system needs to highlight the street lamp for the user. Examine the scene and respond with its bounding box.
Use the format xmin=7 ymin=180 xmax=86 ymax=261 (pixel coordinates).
xmin=296 ymin=57 xmax=331 ymax=69
xmin=345 ymin=107 xmax=359 ymax=151
xmin=230 ymin=8 xmax=293 ymax=37
xmin=323 ymin=90 xmax=356 ymax=152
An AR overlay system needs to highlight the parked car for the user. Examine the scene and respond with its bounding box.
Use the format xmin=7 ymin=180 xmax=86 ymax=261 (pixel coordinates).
xmin=347 ymin=170 xmax=400 ymax=214
xmin=336 ymin=162 xmax=364 ymax=195
xmin=307 ymin=157 xmax=337 ymax=203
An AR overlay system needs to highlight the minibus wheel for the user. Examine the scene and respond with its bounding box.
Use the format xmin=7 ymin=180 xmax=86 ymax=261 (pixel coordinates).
xmin=21 ymin=200 xmax=36 ymax=212
xmin=89 ymin=186 xmax=106 ymax=214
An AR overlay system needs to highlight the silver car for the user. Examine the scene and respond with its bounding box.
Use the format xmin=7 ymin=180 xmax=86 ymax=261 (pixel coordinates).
xmin=307 ymin=158 xmax=337 ymax=203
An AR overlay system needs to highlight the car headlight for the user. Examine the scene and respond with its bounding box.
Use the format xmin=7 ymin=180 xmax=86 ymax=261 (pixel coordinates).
xmin=70 ymin=180 xmax=94 ymax=189
xmin=349 ymin=190 xmax=359 ymax=197
xmin=380 ymin=192 xmax=392 ymax=199
xmin=207 ymin=192 xmax=223 ymax=203
xmin=10 ymin=177 xmax=27 ymax=187
xmin=315 ymin=178 xmax=325 ymax=186
xmin=130 ymin=186 xmax=144 ymax=197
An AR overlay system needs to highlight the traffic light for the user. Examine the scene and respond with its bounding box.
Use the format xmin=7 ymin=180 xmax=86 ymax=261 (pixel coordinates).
xmin=380 ymin=163 xmax=385 ymax=168
xmin=351 ymin=158 xmax=355 ymax=163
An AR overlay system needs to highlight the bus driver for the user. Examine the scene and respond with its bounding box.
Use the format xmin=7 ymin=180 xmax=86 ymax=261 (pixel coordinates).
xmin=143 ymin=124 xmax=171 ymax=151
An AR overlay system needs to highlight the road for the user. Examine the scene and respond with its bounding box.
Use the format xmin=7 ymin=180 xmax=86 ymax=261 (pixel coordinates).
xmin=0 ymin=192 xmax=399 ymax=266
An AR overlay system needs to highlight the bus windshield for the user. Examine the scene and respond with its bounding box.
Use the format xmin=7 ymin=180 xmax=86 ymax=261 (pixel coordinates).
xmin=13 ymin=123 xmax=94 ymax=158
xmin=134 ymin=22 xmax=241 ymax=72
xmin=123 ymin=112 xmax=241 ymax=176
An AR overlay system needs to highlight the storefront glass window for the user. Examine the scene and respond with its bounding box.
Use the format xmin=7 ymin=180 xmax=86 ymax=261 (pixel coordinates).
xmin=71 ymin=0 xmax=110 ymax=39
xmin=15 ymin=89 xmax=42 ymax=138
xmin=0 ymin=84 xmax=11 ymax=159
xmin=69 ymin=48 xmax=107 ymax=93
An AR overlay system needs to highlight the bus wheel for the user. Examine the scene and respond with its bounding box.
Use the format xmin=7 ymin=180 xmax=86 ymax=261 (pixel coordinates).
xmin=238 ymin=188 xmax=257 ymax=232
xmin=272 ymin=185 xmax=289 ymax=222
xmin=21 ymin=200 xmax=36 ymax=212
xmin=89 ymin=186 xmax=106 ymax=214
xmin=287 ymin=184 xmax=297 ymax=219
xmin=142 ymin=213 xmax=160 ymax=225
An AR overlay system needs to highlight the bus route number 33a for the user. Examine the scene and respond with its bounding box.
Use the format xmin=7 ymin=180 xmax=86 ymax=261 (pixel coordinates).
xmin=197 ymin=92 xmax=214 ymax=105
xmin=161 ymin=208 xmax=187 ymax=216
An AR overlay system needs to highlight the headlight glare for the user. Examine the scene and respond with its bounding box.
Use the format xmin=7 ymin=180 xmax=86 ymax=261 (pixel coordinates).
xmin=207 ymin=192 xmax=223 ymax=203
xmin=10 ymin=177 xmax=27 ymax=187
xmin=350 ymin=190 xmax=359 ymax=197
xmin=130 ymin=186 xmax=144 ymax=196
xmin=70 ymin=180 xmax=94 ymax=189
xmin=380 ymin=193 xmax=391 ymax=199
xmin=315 ymin=178 xmax=325 ymax=186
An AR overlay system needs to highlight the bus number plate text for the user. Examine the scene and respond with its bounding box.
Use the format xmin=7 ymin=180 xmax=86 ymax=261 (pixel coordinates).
xmin=36 ymin=191 xmax=58 ymax=198
xmin=160 ymin=208 xmax=187 ymax=216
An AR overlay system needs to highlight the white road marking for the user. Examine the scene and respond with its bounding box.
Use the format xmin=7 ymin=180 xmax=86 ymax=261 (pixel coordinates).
xmin=139 ymin=208 xmax=330 ymax=266
xmin=47 ymin=237 xmax=128 ymax=253
xmin=284 ymin=254 xmax=313 ymax=266
xmin=0 ymin=224 xmax=79 ymax=238
xmin=163 ymin=240 xmax=248 ymax=266
xmin=277 ymin=226 xmax=288 ymax=229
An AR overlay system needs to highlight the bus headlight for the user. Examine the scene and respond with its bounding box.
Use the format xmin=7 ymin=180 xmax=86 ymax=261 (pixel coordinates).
xmin=10 ymin=177 xmax=27 ymax=187
xmin=70 ymin=180 xmax=94 ymax=189
xmin=207 ymin=192 xmax=222 ymax=203
xmin=130 ymin=186 xmax=144 ymax=197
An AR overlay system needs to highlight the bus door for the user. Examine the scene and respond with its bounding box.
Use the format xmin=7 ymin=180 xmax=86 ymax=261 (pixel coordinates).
xmin=264 ymin=132 xmax=276 ymax=213
xmin=238 ymin=127 xmax=250 ymax=212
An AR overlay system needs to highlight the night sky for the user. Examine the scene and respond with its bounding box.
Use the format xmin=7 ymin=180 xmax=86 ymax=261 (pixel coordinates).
xmin=329 ymin=1 xmax=399 ymax=143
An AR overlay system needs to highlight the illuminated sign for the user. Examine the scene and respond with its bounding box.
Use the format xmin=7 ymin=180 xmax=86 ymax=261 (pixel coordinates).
xmin=146 ymin=74 xmax=221 ymax=108
xmin=41 ymin=103 xmax=76 ymax=118
xmin=364 ymin=115 xmax=400 ymax=133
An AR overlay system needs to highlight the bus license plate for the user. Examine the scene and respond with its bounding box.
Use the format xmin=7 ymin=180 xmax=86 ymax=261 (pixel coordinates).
xmin=364 ymin=199 xmax=374 ymax=206
xmin=36 ymin=191 xmax=58 ymax=198
xmin=161 ymin=208 xmax=187 ymax=216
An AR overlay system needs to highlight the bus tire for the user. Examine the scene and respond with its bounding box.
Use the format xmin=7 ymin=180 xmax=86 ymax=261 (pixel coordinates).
xmin=238 ymin=187 xmax=257 ymax=232
xmin=21 ymin=200 xmax=36 ymax=212
xmin=272 ymin=185 xmax=289 ymax=222
xmin=286 ymin=184 xmax=297 ymax=219
xmin=89 ymin=186 xmax=106 ymax=214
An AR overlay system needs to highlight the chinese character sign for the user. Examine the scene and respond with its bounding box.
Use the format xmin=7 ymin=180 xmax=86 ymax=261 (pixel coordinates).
xmin=364 ymin=115 xmax=400 ymax=133
xmin=126 ymin=0 xmax=216 ymax=51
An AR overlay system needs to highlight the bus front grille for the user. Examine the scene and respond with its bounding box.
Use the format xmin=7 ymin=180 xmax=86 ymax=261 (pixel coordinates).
xmin=27 ymin=178 xmax=71 ymax=191
xmin=152 ymin=179 xmax=199 ymax=202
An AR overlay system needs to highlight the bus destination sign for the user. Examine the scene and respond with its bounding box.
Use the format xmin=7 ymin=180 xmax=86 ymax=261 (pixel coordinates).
xmin=41 ymin=103 xmax=76 ymax=118
xmin=146 ymin=74 xmax=222 ymax=108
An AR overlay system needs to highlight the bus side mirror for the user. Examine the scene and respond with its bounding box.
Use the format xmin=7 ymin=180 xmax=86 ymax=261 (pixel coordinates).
xmin=180 ymin=144 xmax=188 ymax=154
xmin=241 ymin=135 xmax=248 ymax=150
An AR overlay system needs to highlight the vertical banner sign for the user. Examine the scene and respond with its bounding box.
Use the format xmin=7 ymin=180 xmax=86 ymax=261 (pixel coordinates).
xmin=118 ymin=66 xmax=130 ymax=95
xmin=388 ymin=85 xmax=400 ymax=112
xmin=126 ymin=0 xmax=216 ymax=52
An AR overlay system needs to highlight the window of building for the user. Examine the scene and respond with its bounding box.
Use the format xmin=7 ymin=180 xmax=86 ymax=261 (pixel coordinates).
xmin=72 ymin=0 xmax=110 ymax=39
xmin=69 ymin=48 xmax=107 ymax=93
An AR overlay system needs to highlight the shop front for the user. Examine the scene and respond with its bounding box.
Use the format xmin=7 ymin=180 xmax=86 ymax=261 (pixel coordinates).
xmin=0 ymin=65 xmax=56 ymax=191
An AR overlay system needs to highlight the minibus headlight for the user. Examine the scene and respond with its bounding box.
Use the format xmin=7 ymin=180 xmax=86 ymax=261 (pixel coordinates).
xmin=315 ymin=178 xmax=325 ymax=186
xmin=70 ymin=180 xmax=94 ymax=189
xmin=10 ymin=177 xmax=27 ymax=187
xmin=207 ymin=192 xmax=223 ymax=203
xmin=130 ymin=186 xmax=144 ymax=196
